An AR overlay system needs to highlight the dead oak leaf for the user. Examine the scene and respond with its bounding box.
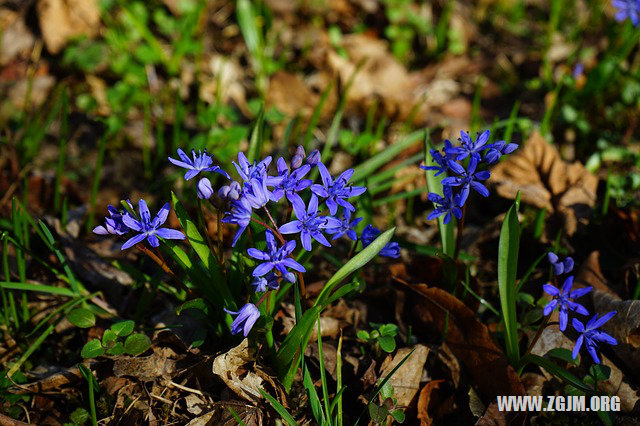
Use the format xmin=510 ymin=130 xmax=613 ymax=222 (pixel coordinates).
xmin=37 ymin=0 xmax=101 ymax=54
xmin=491 ymin=131 xmax=598 ymax=235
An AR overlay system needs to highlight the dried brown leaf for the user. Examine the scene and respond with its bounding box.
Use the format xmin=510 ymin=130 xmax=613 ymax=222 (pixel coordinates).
xmin=406 ymin=284 xmax=525 ymax=402
xmin=379 ymin=345 xmax=429 ymax=409
xmin=417 ymin=379 xmax=445 ymax=426
xmin=491 ymin=131 xmax=598 ymax=235
xmin=113 ymin=347 xmax=181 ymax=382
xmin=37 ymin=0 xmax=101 ymax=54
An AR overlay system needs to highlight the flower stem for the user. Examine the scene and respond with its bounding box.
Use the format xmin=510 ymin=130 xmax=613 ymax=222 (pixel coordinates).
xmin=250 ymin=217 xmax=285 ymax=244
xmin=135 ymin=244 xmax=189 ymax=293
xmin=454 ymin=203 xmax=467 ymax=260
xmin=197 ymin=199 xmax=220 ymax=261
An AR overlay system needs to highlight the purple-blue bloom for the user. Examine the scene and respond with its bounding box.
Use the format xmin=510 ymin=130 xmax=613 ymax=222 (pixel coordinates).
xmin=233 ymin=152 xmax=281 ymax=187
xmin=427 ymin=186 xmax=463 ymax=224
xmin=197 ymin=177 xmax=214 ymax=199
xmin=483 ymin=141 xmax=518 ymax=164
xmin=252 ymin=271 xmax=280 ymax=292
xmin=225 ymin=303 xmax=261 ymax=336
xmin=324 ymin=209 xmax=363 ymax=241
xmin=121 ymin=200 xmax=185 ymax=250
xmin=361 ymin=224 xmax=401 ymax=258
xmin=441 ymin=156 xmax=491 ymax=207
xmin=247 ymin=230 xmax=306 ymax=277
xmin=168 ymin=149 xmax=229 ymax=181
xmin=420 ymin=140 xmax=454 ymax=176
xmin=243 ymin=177 xmax=273 ymax=209
xmin=311 ymin=163 xmax=367 ymax=215
xmin=221 ymin=197 xmax=252 ymax=246
xmin=279 ymin=194 xmax=331 ymax=251
xmin=543 ymin=275 xmax=592 ymax=331
xmin=271 ymin=157 xmax=313 ymax=202
xmin=445 ymin=130 xmax=490 ymax=162
xmin=572 ymin=311 xmax=618 ymax=364
xmin=218 ymin=181 xmax=242 ymax=202
xmin=547 ymin=252 xmax=574 ymax=276
xmin=612 ymin=0 xmax=640 ymax=26
xmin=93 ymin=203 xmax=132 ymax=236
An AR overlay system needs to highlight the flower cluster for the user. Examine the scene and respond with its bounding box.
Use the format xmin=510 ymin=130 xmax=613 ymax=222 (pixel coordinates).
xmin=93 ymin=200 xmax=185 ymax=249
xmin=612 ymin=0 xmax=640 ymax=26
xmin=542 ymin=252 xmax=617 ymax=364
xmin=167 ymin=145 xmax=400 ymax=337
xmin=421 ymin=130 xmax=518 ymax=224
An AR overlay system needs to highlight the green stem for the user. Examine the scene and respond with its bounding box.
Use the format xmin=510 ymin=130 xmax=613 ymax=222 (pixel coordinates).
xmin=454 ymin=204 xmax=467 ymax=261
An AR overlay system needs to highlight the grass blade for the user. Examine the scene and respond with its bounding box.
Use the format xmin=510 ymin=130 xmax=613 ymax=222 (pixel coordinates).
xmin=260 ymin=389 xmax=299 ymax=425
xmin=498 ymin=192 xmax=521 ymax=366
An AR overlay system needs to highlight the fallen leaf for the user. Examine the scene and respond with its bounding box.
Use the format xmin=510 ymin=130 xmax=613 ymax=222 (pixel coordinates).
xmin=212 ymin=339 xmax=275 ymax=403
xmin=0 ymin=10 xmax=35 ymax=66
xmin=417 ymin=379 xmax=445 ymax=426
xmin=113 ymin=347 xmax=181 ymax=382
xmin=404 ymin=284 xmax=525 ymax=402
xmin=475 ymin=402 xmax=507 ymax=426
xmin=379 ymin=344 xmax=429 ymax=409
xmin=491 ymin=131 xmax=598 ymax=236
xmin=37 ymin=0 xmax=101 ymax=54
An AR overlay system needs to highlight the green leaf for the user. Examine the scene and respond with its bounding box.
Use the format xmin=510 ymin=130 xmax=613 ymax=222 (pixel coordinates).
xmin=69 ymin=407 xmax=89 ymax=425
xmin=356 ymin=330 xmax=370 ymax=341
xmin=351 ymin=130 xmax=423 ymax=182
xmin=275 ymin=229 xmax=395 ymax=391
xmin=67 ymin=308 xmax=96 ymax=328
xmin=498 ymin=192 xmax=521 ymax=366
xmin=177 ymin=298 xmax=210 ymax=316
xmin=302 ymin=361 xmax=325 ymax=424
xmin=124 ymin=333 xmax=151 ymax=356
xmin=391 ymin=409 xmax=406 ymax=423
xmin=423 ymin=131 xmax=455 ymax=257
xmin=589 ymin=364 xmax=611 ymax=381
xmin=111 ymin=320 xmax=135 ymax=337
xmin=106 ymin=341 xmax=125 ymax=356
xmin=546 ymin=348 xmax=579 ymax=366
xmin=368 ymin=403 xmax=389 ymax=423
xmin=81 ymin=339 xmax=105 ymax=359
xmin=377 ymin=335 xmax=396 ymax=353
xmin=102 ymin=329 xmax=118 ymax=348
xmin=260 ymin=389 xmax=299 ymax=426
xmin=247 ymin=103 xmax=264 ymax=163
xmin=520 ymin=354 xmax=592 ymax=392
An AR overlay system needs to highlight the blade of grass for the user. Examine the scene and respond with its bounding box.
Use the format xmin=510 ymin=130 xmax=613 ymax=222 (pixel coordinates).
xmin=498 ymin=192 xmax=521 ymax=366
xmin=87 ymin=134 xmax=108 ymax=232
xmin=247 ymin=103 xmax=264 ymax=163
xmin=0 ymin=282 xmax=76 ymax=297
xmin=54 ymin=89 xmax=69 ymax=213
xmin=260 ymin=389 xmax=299 ymax=426
xmin=317 ymin=317 xmax=332 ymax=424
xmin=423 ymin=131 xmax=455 ymax=257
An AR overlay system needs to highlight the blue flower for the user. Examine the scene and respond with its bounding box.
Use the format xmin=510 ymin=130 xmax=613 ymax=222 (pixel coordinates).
xmin=271 ymin=157 xmax=313 ymax=202
xmin=247 ymin=230 xmax=306 ymax=277
xmin=613 ymin=0 xmax=640 ymax=26
xmin=93 ymin=203 xmax=132 ymax=235
xmin=483 ymin=141 xmax=518 ymax=164
xmin=225 ymin=303 xmax=261 ymax=336
xmin=218 ymin=181 xmax=242 ymax=202
xmin=233 ymin=152 xmax=281 ymax=187
xmin=311 ymin=163 xmax=367 ymax=215
xmin=361 ymin=225 xmax=401 ymax=258
xmin=441 ymin=156 xmax=491 ymax=207
xmin=445 ymin=130 xmax=490 ymax=162
xmin=427 ymin=186 xmax=462 ymax=224
xmin=572 ymin=311 xmax=618 ymax=364
xmin=121 ymin=200 xmax=185 ymax=250
xmin=252 ymin=271 xmax=280 ymax=292
xmin=168 ymin=149 xmax=229 ymax=181
xmin=221 ymin=197 xmax=252 ymax=246
xmin=243 ymin=177 xmax=273 ymax=209
xmin=420 ymin=140 xmax=454 ymax=176
xmin=547 ymin=252 xmax=574 ymax=276
xmin=197 ymin=177 xmax=214 ymax=199
xmin=324 ymin=209 xmax=363 ymax=241
xmin=279 ymin=194 xmax=331 ymax=251
xmin=543 ymin=276 xmax=592 ymax=331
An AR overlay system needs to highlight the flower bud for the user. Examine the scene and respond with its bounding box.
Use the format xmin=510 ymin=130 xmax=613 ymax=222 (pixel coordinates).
xmin=218 ymin=181 xmax=241 ymax=201
xmin=306 ymin=149 xmax=321 ymax=166
xmin=197 ymin=177 xmax=214 ymax=199
xmin=291 ymin=145 xmax=306 ymax=169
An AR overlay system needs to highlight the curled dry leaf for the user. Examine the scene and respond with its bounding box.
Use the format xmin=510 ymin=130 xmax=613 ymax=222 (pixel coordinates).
xmin=0 ymin=10 xmax=35 ymax=66
xmin=404 ymin=284 xmax=525 ymax=402
xmin=379 ymin=345 xmax=430 ymax=409
xmin=417 ymin=379 xmax=445 ymax=426
xmin=212 ymin=339 xmax=279 ymax=403
xmin=36 ymin=0 xmax=101 ymax=54
xmin=491 ymin=131 xmax=598 ymax=236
